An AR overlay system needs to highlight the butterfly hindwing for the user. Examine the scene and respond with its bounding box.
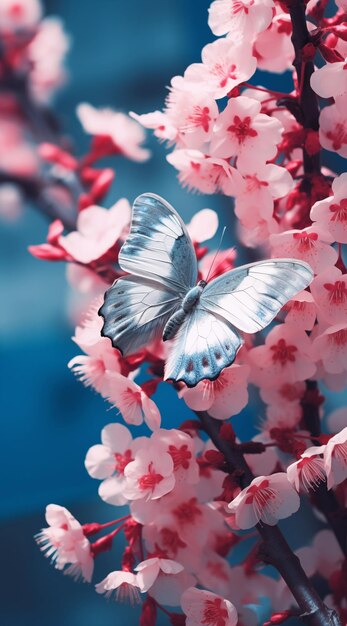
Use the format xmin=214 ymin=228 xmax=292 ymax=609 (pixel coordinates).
xmin=119 ymin=193 xmax=198 ymax=292
xmin=200 ymin=259 xmax=313 ymax=334
xmin=100 ymin=275 xmax=180 ymax=356
xmin=164 ymin=307 xmax=242 ymax=387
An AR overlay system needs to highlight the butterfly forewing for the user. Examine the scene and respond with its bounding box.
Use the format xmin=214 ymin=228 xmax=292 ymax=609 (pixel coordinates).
xmin=118 ymin=193 xmax=198 ymax=292
xmin=200 ymin=259 xmax=314 ymax=334
xmin=164 ymin=307 xmax=242 ymax=387
xmin=100 ymin=275 xmax=180 ymax=356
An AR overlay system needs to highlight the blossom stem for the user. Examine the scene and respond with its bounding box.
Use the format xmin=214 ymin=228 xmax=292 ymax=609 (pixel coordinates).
xmin=197 ymin=410 xmax=341 ymax=626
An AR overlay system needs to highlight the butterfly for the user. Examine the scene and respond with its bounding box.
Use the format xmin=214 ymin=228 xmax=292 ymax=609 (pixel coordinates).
xmin=99 ymin=193 xmax=314 ymax=388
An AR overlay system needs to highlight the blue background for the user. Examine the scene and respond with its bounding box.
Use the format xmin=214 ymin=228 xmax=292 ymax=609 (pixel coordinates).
xmin=0 ymin=1 xmax=345 ymax=625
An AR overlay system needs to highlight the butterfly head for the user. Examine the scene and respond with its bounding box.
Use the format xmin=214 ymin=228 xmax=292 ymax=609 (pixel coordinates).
xmin=198 ymin=279 xmax=207 ymax=289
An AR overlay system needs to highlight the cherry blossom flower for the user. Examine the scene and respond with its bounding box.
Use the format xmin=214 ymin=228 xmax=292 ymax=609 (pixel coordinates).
xmin=28 ymin=17 xmax=70 ymax=103
xmin=210 ymin=96 xmax=283 ymax=169
xmin=319 ymin=103 xmax=347 ymax=158
xmin=68 ymin=298 xmax=123 ymax=397
xmin=0 ymin=0 xmax=42 ymax=32
xmin=180 ymin=363 xmax=250 ymax=420
xmin=310 ymin=60 xmax=347 ymax=102
xmin=135 ymin=557 xmax=183 ymax=592
xmin=58 ymin=198 xmax=130 ymax=264
xmin=77 ymin=103 xmax=150 ymax=161
xmin=106 ymin=372 xmax=161 ymax=431
xmin=311 ymin=322 xmax=347 ymax=374
xmin=95 ymin=571 xmax=140 ymax=604
xmin=283 ymin=290 xmax=316 ymax=331
xmin=270 ymin=226 xmax=338 ymax=274
xmin=150 ymin=569 xmax=197 ymax=607
xmin=254 ymin=13 xmax=293 ymax=73
xmin=151 ymin=429 xmax=199 ymax=485
xmin=311 ymin=529 xmax=344 ymax=578
xmin=164 ymin=86 xmax=219 ymax=149
xmin=248 ymin=324 xmax=316 ymax=389
xmin=130 ymin=110 xmax=177 ymax=143
xmin=208 ymin=0 xmax=274 ymax=39
xmin=228 ymin=473 xmax=300 ymax=529
xmin=187 ymin=208 xmax=218 ymax=243
xmin=287 ymin=446 xmax=327 ymax=492
xmin=310 ymin=267 xmax=347 ymax=325
xmin=172 ymin=38 xmax=256 ymax=100
xmin=323 ymin=427 xmax=347 ymax=489
xmin=84 ymin=423 xmax=146 ymax=505
xmin=167 ymin=149 xmax=242 ymax=195
xmin=35 ymin=504 xmax=93 ymax=582
xmin=310 ymin=172 xmax=347 ymax=244
xmin=234 ymin=163 xmax=293 ymax=245
xmin=123 ymin=443 xmax=175 ymax=500
xmin=181 ymin=587 xmax=238 ymax=626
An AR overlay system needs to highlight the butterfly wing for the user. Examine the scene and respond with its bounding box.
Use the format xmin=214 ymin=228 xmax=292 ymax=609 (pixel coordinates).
xmin=119 ymin=193 xmax=198 ymax=293
xmin=164 ymin=307 xmax=242 ymax=387
xmin=100 ymin=275 xmax=180 ymax=356
xmin=200 ymin=258 xmax=313 ymax=333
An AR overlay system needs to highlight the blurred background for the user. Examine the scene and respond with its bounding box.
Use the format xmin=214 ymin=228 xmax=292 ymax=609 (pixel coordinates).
xmin=0 ymin=1 xmax=345 ymax=625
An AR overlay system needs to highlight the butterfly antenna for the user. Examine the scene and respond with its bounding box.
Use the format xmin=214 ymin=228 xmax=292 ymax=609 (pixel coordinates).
xmin=204 ymin=226 xmax=226 ymax=283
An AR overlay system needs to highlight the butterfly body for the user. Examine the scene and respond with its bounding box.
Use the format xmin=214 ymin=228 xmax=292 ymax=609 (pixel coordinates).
xmin=99 ymin=193 xmax=314 ymax=387
xmin=163 ymin=282 xmax=206 ymax=341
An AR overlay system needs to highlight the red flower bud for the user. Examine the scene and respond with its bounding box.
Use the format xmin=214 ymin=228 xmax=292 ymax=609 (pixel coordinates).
xmin=140 ymin=597 xmax=157 ymax=626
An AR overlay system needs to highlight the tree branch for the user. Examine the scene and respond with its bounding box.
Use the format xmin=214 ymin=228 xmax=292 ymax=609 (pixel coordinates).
xmin=197 ymin=411 xmax=341 ymax=626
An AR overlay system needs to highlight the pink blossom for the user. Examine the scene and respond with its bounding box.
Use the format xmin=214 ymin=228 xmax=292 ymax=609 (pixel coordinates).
xmin=254 ymin=13 xmax=293 ymax=73
xmin=95 ymin=570 xmax=140 ymax=604
xmin=235 ymin=163 xmax=293 ymax=244
xmin=324 ymin=427 xmax=347 ymax=489
xmin=28 ymin=18 xmax=70 ymax=103
xmin=130 ymin=110 xmax=177 ymax=143
xmin=319 ymin=103 xmax=347 ymax=158
xmin=167 ymin=149 xmax=242 ymax=195
xmin=248 ymin=324 xmax=316 ymax=389
xmin=77 ymin=103 xmax=150 ymax=161
xmin=106 ymin=372 xmax=161 ymax=431
xmin=151 ymin=429 xmax=199 ymax=485
xmin=208 ymin=0 xmax=274 ymax=38
xmin=135 ymin=557 xmax=183 ymax=593
xmin=0 ymin=0 xmax=42 ymax=31
xmin=311 ymin=322 xmax=347 ymax=374
xmin=58 ymin=198 xmax=131 ymax=264
xmin=181 ymin=587 xmax=238 ymax=626
xmin=68 ymin=298 xmax=122 ymax=397
xmin=180 ymin=363 xmax=250 ymax=420
xmin=0 ymin=183 xmax=22 ymax=221
xmin=310 ymin=60 xmax=347 ymax=101
xmin=85 ymin=423 xmax=146 ymax=505
xmin=311 ymin=530 xmax=344 ymax=578
xmin=270 ymin=226 xmax=338 ymax=274
xmin=173 ymin=38 xmax=256 ymax=100
xmin=150 ymin=569 xmax=197 ymax=607
xmin=164 ymin=86 xmax=219 ymax=148
xmin=210 ymin=96 xmax=283 ymax=169
xmin=310 ymin=172 xmax=347 ymax=244
xmin=228 ymin=473 xmax=300 ymax=529
xmin=123 ymin=444 xmax=175 ymax=500
xmin=283 ymin=290 xmax=316 ymax=331
xmin=187 ymin=208 xmax=219 ymax=243
xmin=310 ymin=267 xmax=347 ymax=325
xmin=35 ymin=504 xmax=93 ymax=582
xmin=287 ymin=446 xmax=327 ymax=492
xmin=244 ymin=434 xmax=279 ymax=476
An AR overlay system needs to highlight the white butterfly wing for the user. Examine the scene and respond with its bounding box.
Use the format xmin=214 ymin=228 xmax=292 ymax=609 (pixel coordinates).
xmin=164 ymin=307 xmax=242 ymax=387
xmin=100 ymin=276 xmax=180 ymax=356
xmin=119 ymin=193 xmax=197 ymax=292
xmin=200 ymin=259 xmax=313 ymax=334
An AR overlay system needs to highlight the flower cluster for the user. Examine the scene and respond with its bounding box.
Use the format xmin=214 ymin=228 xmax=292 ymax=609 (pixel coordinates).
xmin=2 ymin=0 xmax=346 ymax=625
